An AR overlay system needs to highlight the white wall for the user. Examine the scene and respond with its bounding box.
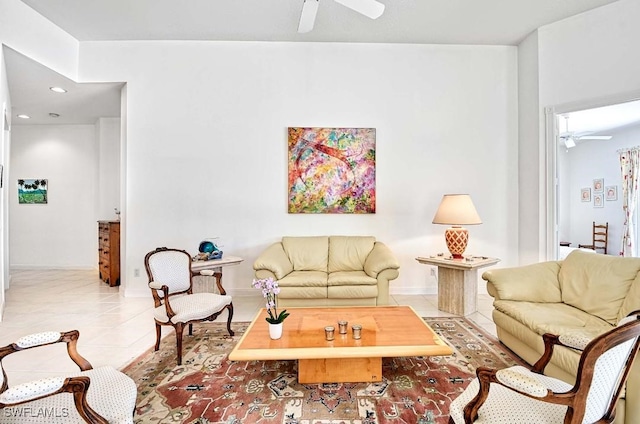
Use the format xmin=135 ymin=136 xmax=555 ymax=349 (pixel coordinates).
xmin=79 ymin=41 xmax=519 ymax=296
xmin=517 ymin=31 xmax=542 ymax=265
xmin=519 ymin=0 xmax=640 ymax=260
xmin=0 ymin=53 xmax=11 ymax=312
xmin=97 ymin=117 xmax=121 ymax=220
xmin=10 ymin=125 xmax=98 ymax=268
xmin=559 ymin=123 xmax=640 ymax=255
xmin=538 ymin=0 xmax=640 ymax=108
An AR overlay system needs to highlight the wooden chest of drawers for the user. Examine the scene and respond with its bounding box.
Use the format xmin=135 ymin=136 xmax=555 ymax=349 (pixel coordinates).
xmin=98 ymin=221 xmax=120 ymax=286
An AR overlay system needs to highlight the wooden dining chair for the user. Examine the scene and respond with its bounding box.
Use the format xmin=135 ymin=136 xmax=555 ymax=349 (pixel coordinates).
xmin=578 ymin=221 xmax=608 ymax=254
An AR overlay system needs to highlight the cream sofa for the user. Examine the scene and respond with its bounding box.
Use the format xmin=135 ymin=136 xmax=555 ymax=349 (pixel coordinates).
xmin=253 ymin=236 xmax=400 ymax=307
xmin=482 ymin=249 xmax=640 ymax=424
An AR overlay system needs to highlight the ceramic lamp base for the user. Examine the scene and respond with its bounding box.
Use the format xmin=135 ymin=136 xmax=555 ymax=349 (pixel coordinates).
xmin=445 ymin=226 xmax=469 ymax=259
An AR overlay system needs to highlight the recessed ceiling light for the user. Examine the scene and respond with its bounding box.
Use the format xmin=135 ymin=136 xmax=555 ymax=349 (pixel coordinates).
xmin=49 ymin=113 xmax=60 ymax=118
xmin=17 ymin=114 xmax=30 ymax=119
xmin=49 ymin=86 xmax=67 ymax=93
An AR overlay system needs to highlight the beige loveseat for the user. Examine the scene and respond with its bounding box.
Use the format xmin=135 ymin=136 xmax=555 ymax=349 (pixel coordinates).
xmin=483 ymin=250 xmax=640 ymax=424
xmin=253 ymin=236 xmax=400 ymax=307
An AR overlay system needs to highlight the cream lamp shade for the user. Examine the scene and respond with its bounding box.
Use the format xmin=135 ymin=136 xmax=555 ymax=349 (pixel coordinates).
xmin=432 ymin=194 xmax=482 ymax=259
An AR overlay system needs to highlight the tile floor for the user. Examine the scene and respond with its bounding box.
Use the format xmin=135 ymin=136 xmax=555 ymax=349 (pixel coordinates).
xmin=0 ymin=269 xmax=497 ymax=386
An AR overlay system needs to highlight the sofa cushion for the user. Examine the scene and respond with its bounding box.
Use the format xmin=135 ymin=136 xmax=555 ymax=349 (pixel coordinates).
xmin=493 ymin=300 xmax=613 ymax=338
xmin=328 ymin=236 xmax=375 ymax=273
xmin=560 ymin=250 xmax=640 ymax=324
xmin=328 ymin=271 xmax=377 ymax=286
xmin=482 ymin=261 xmax=562 ymax=303
xmin=328 ymin=285 xmax=378 ymax=299
xmin=277 ymin=286 xmax=328 ymax=300
xmin=277 ymin=270 xmax=328 ymax=287
xmin=283 ymin=236 xmax=328 ymax=272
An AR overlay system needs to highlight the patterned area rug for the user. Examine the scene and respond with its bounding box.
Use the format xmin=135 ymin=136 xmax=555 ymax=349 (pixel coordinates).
xmin=123 ymin=317 xmax=524 ymax=424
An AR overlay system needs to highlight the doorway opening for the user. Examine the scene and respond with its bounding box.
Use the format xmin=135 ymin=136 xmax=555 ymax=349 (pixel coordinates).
xmin=547 ymin=95 xmax=640 ymax=260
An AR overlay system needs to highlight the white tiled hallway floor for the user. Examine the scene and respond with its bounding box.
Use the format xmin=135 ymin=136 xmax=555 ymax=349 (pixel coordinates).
xmin=0 ymin=269 xmax=497 ymax=386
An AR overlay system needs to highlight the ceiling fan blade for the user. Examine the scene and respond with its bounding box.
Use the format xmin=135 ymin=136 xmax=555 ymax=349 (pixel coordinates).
xmin=577 ymin=135 xmax=613 ymax=140
xmin=334 ymin=0 xmax=385 ymax=19
xmin=298 ymin=0 xmax=319 ymax=33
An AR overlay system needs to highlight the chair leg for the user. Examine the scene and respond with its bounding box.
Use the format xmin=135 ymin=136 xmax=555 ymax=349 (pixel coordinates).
xmin=188 ymin=323 xmax=193 ymax=336
xmin=175 ymin=323 xmax=184 ymax=365
xmin=154 ymin=323 xmax=162 ymax=351
xmin=226 ymin=303 xmax=235 ymax=336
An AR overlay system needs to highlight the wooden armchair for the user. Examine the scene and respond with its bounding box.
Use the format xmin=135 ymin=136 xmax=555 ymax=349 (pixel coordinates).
xmin=144 ymin=247 xmax=234 ymax=365
xmin=449 ymin=311 xmax=640 ymax=423
xmin=0 ymin=330 xmax=136 ymax=423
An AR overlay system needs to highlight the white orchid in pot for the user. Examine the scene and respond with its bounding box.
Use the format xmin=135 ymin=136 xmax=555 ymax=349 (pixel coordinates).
xmin=253 ymin=277 xmax=289 ymax=339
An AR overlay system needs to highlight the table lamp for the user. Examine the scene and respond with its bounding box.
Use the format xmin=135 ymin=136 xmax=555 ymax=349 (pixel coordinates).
xmin=432 ymin=194 xmax=482 ymax=259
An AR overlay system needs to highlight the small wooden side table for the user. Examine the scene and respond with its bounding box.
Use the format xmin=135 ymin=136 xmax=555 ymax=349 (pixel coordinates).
xmin=415 ymin=256 xmax=500 ymax=316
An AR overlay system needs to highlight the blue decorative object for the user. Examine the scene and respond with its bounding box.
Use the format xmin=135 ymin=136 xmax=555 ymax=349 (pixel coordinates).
xmin=199 ymin=241 xmax=216 ymax=253
xmin=197 ymin=240 xmax=223 ymax=260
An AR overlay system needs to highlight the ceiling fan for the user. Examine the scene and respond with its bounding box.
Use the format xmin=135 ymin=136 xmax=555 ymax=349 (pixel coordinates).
xmin=560 ymin=115 xmax=612 ymax=148
xmin=298 ymin=0 xmax=385 ymax=33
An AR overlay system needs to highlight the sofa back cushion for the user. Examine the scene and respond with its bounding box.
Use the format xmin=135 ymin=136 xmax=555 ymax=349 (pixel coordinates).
xmin=482 ymin=261 xmax=562 ymax=302
xmin=560 ymin=250 xmax=640 ymax=324
xmin=282 ymin=236 xmax=329 ymax=272
xmin=328 ymin=236 xmax=376 ymax=272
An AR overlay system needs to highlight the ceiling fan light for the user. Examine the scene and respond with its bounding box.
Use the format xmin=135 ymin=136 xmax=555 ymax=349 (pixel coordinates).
xmin=334 ymin=0 xmax=385 ymax=19
xmin=298 ymin=0 xmax=319 ymax=33
xmin=564 ymin=138 xmax=576 ymax=149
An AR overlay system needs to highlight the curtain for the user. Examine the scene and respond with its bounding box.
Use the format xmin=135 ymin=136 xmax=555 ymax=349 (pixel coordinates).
xmin=619 ymin=148 xmax=640 ymax=256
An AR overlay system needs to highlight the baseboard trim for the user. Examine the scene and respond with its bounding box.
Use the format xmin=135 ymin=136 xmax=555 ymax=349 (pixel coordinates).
xmin=10 ymin=265 xmax=96 ymax=270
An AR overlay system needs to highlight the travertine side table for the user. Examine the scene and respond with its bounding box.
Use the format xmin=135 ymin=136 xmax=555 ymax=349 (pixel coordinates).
xmin=415 ymin=255 xmax=500 ymax=315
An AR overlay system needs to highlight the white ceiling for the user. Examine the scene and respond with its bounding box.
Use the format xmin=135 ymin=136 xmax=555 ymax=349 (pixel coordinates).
xmin=8 ymin=0 xmax=636 ymax=131
xmin=564 ymin=101 xmax=640 ymax=137
xmin=19 ymin=0 xmax=620 ymax=45
xmin=5 ymin=47 xmax=123 ymax=126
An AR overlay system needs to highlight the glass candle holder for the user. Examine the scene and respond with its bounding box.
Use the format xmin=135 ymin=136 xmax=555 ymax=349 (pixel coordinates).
xmin=325 ymin=326 xmax=335 ymax=341
xmin=352 ymin=324 xmax=362 ymax=339
xmin=338 ymin=320 xmax=348 ymax=334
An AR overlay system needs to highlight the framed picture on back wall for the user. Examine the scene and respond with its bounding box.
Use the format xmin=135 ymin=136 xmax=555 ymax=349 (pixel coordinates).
xmin=581 ymin=188 xmax=591 ymax=202
xmin=593 ymin=178 xmax=604 ymax=193
xmin=594 ymin=193 xmax=604 ymax=208
xmin=606 ymin=186 xmax=617 ymax=201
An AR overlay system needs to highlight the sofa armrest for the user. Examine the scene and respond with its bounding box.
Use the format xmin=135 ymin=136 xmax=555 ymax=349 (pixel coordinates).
xmin=481 ymin=261 xmax=562 ymax=302
xmin=364 ymin=242 xmax=400 ymax=278
xmin=253 ymin=242 xmax=294 ymax=280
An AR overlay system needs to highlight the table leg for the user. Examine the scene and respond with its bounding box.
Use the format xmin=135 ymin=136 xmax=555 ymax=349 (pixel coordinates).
xmin=437 ymin=267 xmax=478 ymax=315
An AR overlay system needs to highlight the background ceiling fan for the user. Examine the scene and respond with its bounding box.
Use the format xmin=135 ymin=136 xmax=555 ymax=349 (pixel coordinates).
xmin=560 ymin=114 xmax=612 ymax=148
xmin=298 ymin=0 xmax=385 ymax=33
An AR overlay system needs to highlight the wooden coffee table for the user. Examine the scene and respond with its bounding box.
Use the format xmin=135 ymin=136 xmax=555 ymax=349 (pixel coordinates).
xmin=228 ymin=305 xmax=453 ymax=383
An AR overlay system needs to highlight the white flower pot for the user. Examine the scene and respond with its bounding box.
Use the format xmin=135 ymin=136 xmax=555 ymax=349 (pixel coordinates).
xmin=269 ymin=322 xmax=283 ymax=340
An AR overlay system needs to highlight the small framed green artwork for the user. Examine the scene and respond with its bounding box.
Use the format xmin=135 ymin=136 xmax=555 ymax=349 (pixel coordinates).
xmin=18 ymin=179 xmax=48 ymax=204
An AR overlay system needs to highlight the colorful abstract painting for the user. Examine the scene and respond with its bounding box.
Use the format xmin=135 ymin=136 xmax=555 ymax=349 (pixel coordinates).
xmin=288 ymin=127 xmax=375 ymax=213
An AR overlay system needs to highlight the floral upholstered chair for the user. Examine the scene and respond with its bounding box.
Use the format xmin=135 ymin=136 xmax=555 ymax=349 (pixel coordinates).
xmin=0 ymin=330 xmax=136 ymax=423
xmin=449 ymin=312 xmax=640 ymax=424
xmin=144 ymin=247 xmax=234 ymax=365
